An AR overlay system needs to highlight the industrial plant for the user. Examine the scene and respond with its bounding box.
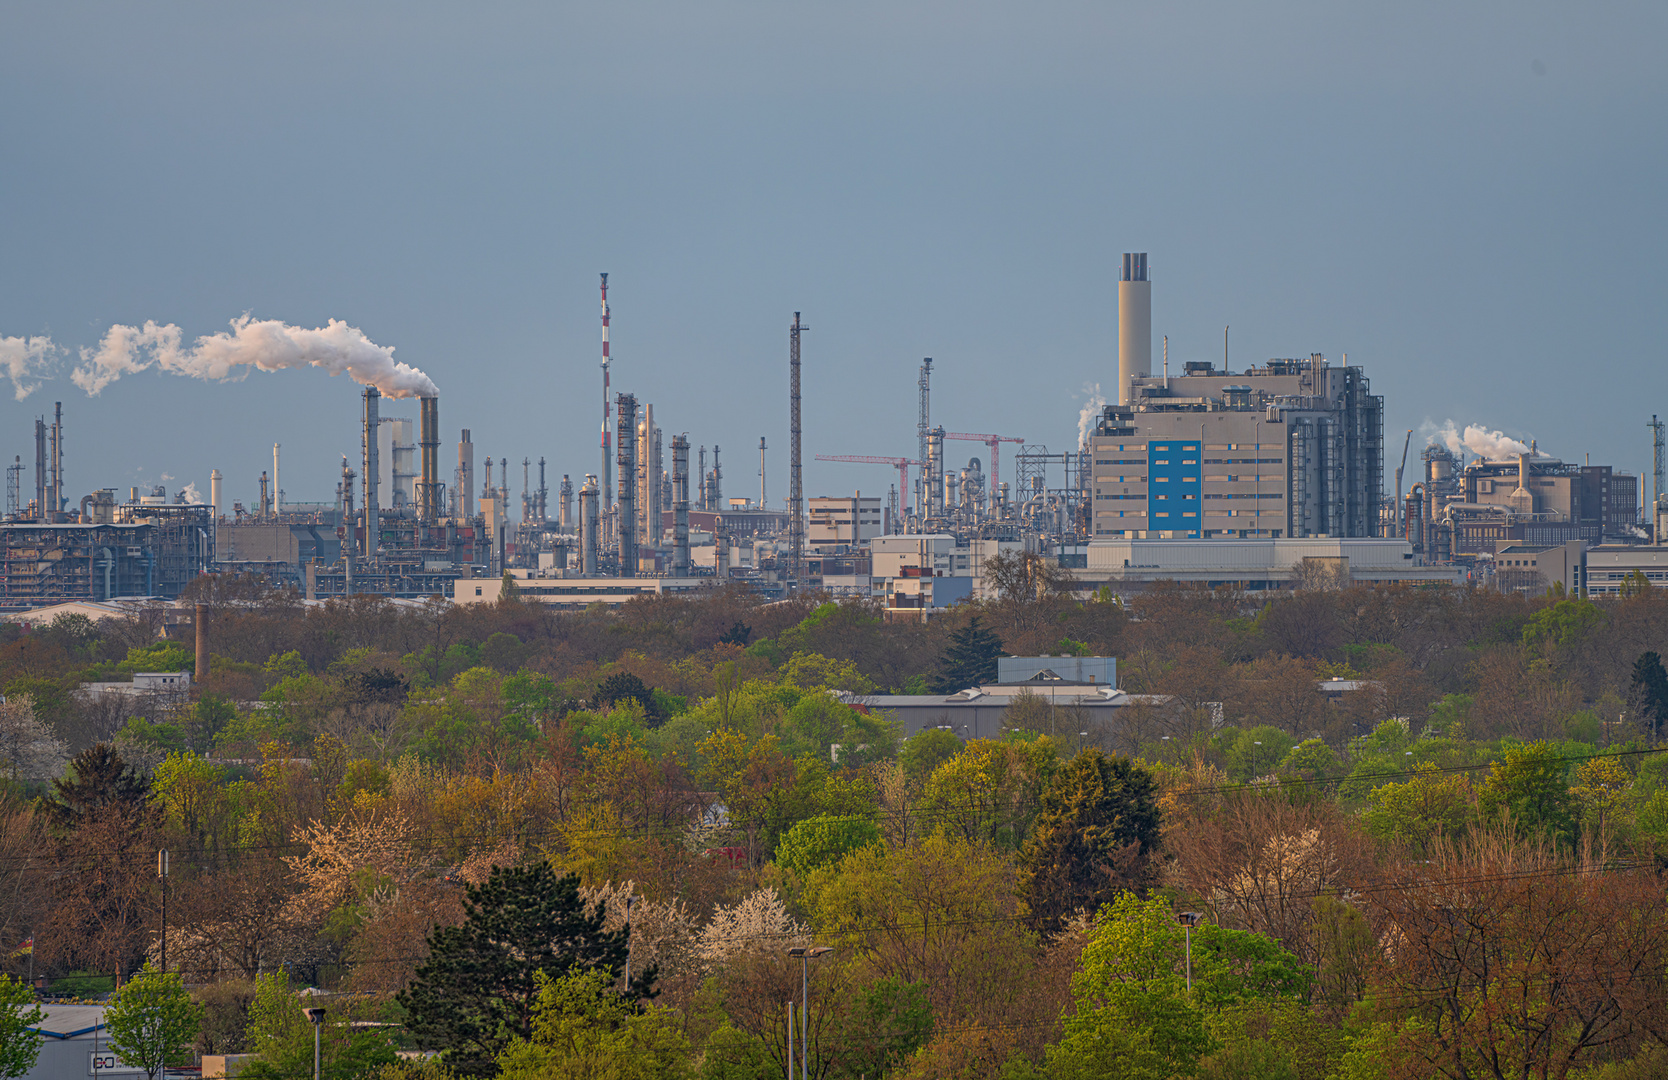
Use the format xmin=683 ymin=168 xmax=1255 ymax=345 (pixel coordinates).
xmin=4 ymin=258 xmax=1665 ymax=617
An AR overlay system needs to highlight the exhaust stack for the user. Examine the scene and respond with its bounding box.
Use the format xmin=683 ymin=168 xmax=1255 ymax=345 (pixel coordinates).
xmin=616 ymin=393 xmax=638 ymax=576
xmin=417 ymin=395 xmax=441 ymax=523
xmin=363 ymin=388 xmax=380 ymax=556
xmin=194 ymin=603 xmax=209 ymax=684
xmin=579 ymin=475 xmax=599 ymax=574
xmin=1118 ymin=253 xmax=1151 ymax=406
xmin=672 ymin=435 xmax=690 ymax=576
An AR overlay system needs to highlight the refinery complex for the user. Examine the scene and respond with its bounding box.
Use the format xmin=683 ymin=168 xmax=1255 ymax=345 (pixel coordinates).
xmin=5 ymin=259 xmax=1666 ymax=618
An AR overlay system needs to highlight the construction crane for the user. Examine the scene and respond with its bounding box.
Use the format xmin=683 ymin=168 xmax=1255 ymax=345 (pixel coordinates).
xmin=815 ymin=455 xmax=916 ymax=516
xmin=942 ymin=433 xmax=1024 ymax=504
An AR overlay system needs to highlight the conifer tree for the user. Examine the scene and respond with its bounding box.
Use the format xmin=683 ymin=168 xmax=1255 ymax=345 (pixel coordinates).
xmin=932 ymin=616 xmax=1003 ymax=693
xmin=1633 ymin=651 xmax=1668 ymax=739
xmin=399 ymin=862 xmax=648 ymax=1076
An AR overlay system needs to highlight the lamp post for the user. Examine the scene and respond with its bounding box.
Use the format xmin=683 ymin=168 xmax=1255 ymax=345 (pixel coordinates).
xmin=1252 ymin=740 xmax=1262 ymax=777
xmin=157 ymin=850 xmax=169 ymax=973
xmin=303 ymin=1007 xmax=326 ymax=1080
xmin=786 ymin=946 xmax=832 ymax=1080
xmin=1177 ymin=911 xmax=1202 ymax=990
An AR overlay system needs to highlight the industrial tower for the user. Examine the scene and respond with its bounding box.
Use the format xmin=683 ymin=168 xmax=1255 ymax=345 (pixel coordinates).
xmin=789 ymin=312 xmax=806 ymax=583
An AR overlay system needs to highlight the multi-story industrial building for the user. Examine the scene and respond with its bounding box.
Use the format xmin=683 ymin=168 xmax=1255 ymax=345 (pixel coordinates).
xmin=1090 ymin=357 xmax=1383 ymax=540
xmin=1089 ymin=254 xmax=1383 ymax=542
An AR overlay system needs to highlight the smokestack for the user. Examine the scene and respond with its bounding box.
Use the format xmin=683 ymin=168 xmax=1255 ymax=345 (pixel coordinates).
xmin=560 ymin=474 xmax=573 ymax=531
xmin=273 ymin=443 xmax=282 ymax=513
xmin=363 ymin=388 xmax=380 ymax=555
xmin=759 ymin=436 xmax=767 ymax=508
xmin=1117 ymin=253 xmax=1151 ymax=407
xmin=417 ymin=395 xmax=441 ymax=523
xmin=33 ymin=418 xmax=45 ymax=519
xmin=458 ymin=429 xmax=475 ymax=518
xmin=672 ymin=435 xmax=690 ymax=576
xmin=210 ymin=469 xmax=222 ymax=518
xmin=50 ymin=402 xmax=62 ymax=522
xmin=579 ymin=475 xmax=599 ymax=574
xmin=537 ymin=457 xmax=547 ymax=523
xmin=616 ymin=393 xmax=638 ymax=576
xmin=194 ymin=603 xmax=209 ymax=684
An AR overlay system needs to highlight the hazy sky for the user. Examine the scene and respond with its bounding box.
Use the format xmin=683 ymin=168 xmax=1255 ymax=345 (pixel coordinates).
xmin=2 ymin=2 xmax=1664 ymax=509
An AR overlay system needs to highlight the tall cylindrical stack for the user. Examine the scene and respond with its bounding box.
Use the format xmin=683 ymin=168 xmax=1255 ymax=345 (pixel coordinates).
xmin=209 ymin=470 xmax=222 ymax=518
xmin=194 ymin=603 xmax=209 ymax=684
xmin=458 ymin=429 xmax=475 ymax=519
xmin=417 ymin=396 xmax=441 ymax=523
xmin=672 ymin=435 xmax=690 ymax=576
xmin=559 ymin=475 xmax=573 ymax=531
xmin=616 ymin=393 xmax=638 ymax=576
xmin=579 ymin=476 xmax=599 ymax=574
xmin=1117 ymin=253 xmax=1151 ymax=407
xmin=363 ymin=388 xmax=381 ymax=557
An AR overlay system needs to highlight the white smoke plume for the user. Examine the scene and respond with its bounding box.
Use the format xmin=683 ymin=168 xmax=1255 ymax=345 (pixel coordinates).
xmin=0 ymin=334 xmax=61 ymax=401
xmin=1076 ymin=382 xmax=1106 ymax=450
xmin=178 ymin=482 xmax=203 ymax=504
xmin=1425 ymin=420 xmax=1533 ymax=460
xmin=72 ymin=315 xmax=438 ymax=399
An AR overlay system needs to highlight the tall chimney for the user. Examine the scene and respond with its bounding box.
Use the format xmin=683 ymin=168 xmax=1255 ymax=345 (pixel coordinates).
xmin=49 ymin=402 xmax=62 ymax=522
xmin=672 ymin=435 xmax=690 ymax=576
xmin=616 ymin=393 xmax=638 ymax=576
xmin=789 ymin=312 xmax=806 ymax=583
xmin=194 ymin=603 xmax=209 ymax=684
xmin=458 ymin=429 xmax=475 ymax=518
xmin=33 ymin=418 xmax=45 ymax=519
xmin=363 ymin=388 xmax=380 ymax=556
xmin=1117 ymin=253 xmax=1151 ymax=406
xmin=417 ymin=395 xmax=441 ymax=523
xmin=273 ymin=443 xmax=281 ymax=514
xmin=579 ymin=475 xmax=599 ymax=574
xmin=209 ymin=469 xmax=222 ymax=518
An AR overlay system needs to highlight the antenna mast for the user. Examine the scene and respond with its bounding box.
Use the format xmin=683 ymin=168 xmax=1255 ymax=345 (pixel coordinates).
xmin=1651 ymin=414 xmax=1666 ymax=539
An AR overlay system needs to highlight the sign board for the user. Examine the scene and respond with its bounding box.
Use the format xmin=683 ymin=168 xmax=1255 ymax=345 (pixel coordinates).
xmin=89 ymin=1051 xmax=144 ymax=1075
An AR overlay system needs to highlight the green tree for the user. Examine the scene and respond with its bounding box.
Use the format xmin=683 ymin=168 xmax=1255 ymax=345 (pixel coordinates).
xmin=0 ymin=974 xmax=45 ymax=1080
xmin=1476 ymin=741 xmax=1577 ymax=845
xmin=495 ymin=967 xmax=691 ymax=1080
xmin=45 ymin=743 xmax=150 ymax=831
xmin=1047 ymin=892 xmax=1214 ymax=1080
xmin=932 ymin=615 xmax=1003 ymax=693
xmin=240 ymin=970 xmax=396 ymax=1080
xmin=1361 ymin=763 xmax=1473 ymax=855
xmin=774 ymin=814 xmax=881 ymax=876
xmin=104 ymin=964 xmax=205 ymax=1080
xmin=398 ymin=862 xmax=641 ymax=1075
xmin=899 ymin=727 xmax=963 ymax=787
xmin=1017 ymin=749 xmax=1162 ymax=928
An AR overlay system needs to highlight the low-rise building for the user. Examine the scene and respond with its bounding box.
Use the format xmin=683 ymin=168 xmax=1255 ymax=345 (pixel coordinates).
xmin=453 ymin=573 xmax=711 ymax=608
xmin=1078 ymin=537 xmax=1464 ymax=593
xmin=1494 ymin=540 xmax=1586 ymax=596
xmin=1585 ymin=545 xmax=1668 ymax=597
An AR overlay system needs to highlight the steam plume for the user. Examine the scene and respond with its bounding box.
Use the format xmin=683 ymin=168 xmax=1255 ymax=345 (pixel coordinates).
xmin=0 ymin=334 xmax=60 ymax=401
xmin=72 ymin=315 xmax=438 ymax=398
xmin=1076 ymin=382 xmax=1106 ymax=450
xmin=1425 ymin=420 xmax=1532 ymax=460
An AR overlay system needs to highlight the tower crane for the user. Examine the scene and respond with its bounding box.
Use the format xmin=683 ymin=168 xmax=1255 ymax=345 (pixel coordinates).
xmin=815 ymin=455 xmax=917 ymax=516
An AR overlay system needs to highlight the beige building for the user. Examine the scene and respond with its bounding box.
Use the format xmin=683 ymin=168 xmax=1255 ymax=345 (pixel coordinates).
xmin=1494 ymin=540 xmax=1586 ymax=596
xmin=809 ymin=494 xmax=884 ymax=548
xmin=1091 ymin=356 xmax=1382 ymax=541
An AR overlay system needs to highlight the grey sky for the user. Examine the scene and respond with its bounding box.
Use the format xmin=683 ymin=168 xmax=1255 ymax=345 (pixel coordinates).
xmin=2 ymin=2 xmax=1664 ymax=509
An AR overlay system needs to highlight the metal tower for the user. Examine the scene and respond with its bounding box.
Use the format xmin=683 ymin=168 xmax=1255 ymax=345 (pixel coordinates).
xmin=790 ymin=313 xmax=807 ymax=583
xmin=916 ymin=358 xmax=931 ymax=517
xmin=1652 ymin=415 xmax=1666 ymax=513
xmin=600 ymin=274 xmax=613 ymax=511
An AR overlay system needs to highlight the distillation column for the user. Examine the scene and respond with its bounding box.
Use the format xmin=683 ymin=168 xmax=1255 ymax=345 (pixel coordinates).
xmin=672 ymin=435 xmax=690 ymax=576
xmin=616 ymin=393 xmax=638 ymax=576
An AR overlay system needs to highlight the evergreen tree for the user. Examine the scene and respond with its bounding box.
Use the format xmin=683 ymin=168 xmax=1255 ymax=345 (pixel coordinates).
xmin=46 ymin=743 xmax=149 ymax=831
xmin=932 ymin=616 xmax=1003 ymax=693
xmin=1017 ymin=749 xmax=1162 ymax=929
xmin=1632 ymin=651 xmax=1668 ymax=738
xmin=398 ymin=862 xmax=648 ymax=1076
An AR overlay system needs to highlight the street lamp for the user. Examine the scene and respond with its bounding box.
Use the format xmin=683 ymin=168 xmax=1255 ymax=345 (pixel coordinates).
xmin=303 ymin=1008 xmax=326 ymax=1080
xmin=1252 ymin=740 xmax=1262 ymax=777
xmin=786 ymin=946 xmax=832 ymax=1080
xmin=1177 ymin=912 xmax=1202 ymax=990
